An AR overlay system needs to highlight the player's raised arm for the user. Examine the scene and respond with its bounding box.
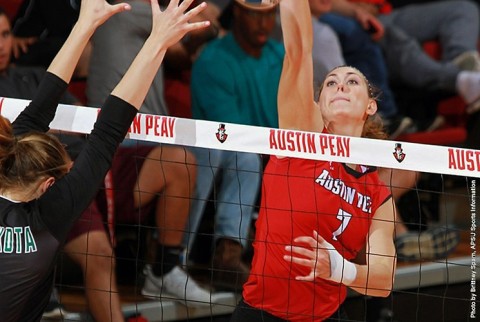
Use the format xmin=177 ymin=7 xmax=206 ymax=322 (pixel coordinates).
xmin=278 ymin=0 xmax=322 ymax=132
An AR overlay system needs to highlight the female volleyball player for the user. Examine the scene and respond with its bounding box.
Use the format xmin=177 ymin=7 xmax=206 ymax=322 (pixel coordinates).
xmin=231 ymin=0 xmax=396 ymax=321
xmin=0 ymin=0 xmax=209 ymax=320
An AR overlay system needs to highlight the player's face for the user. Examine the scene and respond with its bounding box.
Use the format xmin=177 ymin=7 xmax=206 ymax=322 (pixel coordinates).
xmin=0 ymin=14 xmax=12 ymax=73
xmin=318 ymin=66 xmax=376 ymax=123
xmin=234 ymin=6 xmax=277 ymax=49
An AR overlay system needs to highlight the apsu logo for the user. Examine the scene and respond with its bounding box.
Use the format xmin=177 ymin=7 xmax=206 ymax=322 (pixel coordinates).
xmin=216 ymin=123 xmax=228 ymax=143
xmin=393 ymin=143 xmax=406 ymax=163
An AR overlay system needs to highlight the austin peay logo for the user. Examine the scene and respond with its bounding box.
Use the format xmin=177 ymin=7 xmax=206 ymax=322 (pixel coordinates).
xmin=393 ymin=143 xmax=406 ymax=163
xmin=216 ymin=123 xmax=228 ymax=143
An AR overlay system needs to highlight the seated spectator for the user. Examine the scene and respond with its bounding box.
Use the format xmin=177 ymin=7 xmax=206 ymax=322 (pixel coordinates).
xmin=86 ymin=0 xmax=256 ymax=296
xmin=0 ymin=4 xmax=80 ymax=105
xmin=10 ymin=0 xmax=90 ymax=78
xmin=190 ymin=0 xmax=284 ymax=289
xmin=311 ymin=0 xmax=413 ymax=138
xmin=378 ymin=169 xmax=460 ymax=262
xmin=309 ymin=0 xmax=345 ymax=87
xmin=217 ymin=0 xmax=412 ymax=138
xmin=192 ymin=1 xmax=283 ymax=128
xmin=330 ymin=0 xmax=480 ymax=115
xmin=88 ymin=0 xmax=218 ymax=115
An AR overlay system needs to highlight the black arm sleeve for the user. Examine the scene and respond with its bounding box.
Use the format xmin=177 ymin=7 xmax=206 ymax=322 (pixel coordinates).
xmin=39 ymin=95 xmax=137 ymax=242
xmin=12 ymin=72 xmax=68 ymax=136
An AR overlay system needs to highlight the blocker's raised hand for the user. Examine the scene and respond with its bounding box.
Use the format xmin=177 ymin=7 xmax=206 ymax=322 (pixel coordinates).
xmin=77 ymin=0 xmax=132 ymax=31
xmin=149 ymin=0 xmax=210 ymax=50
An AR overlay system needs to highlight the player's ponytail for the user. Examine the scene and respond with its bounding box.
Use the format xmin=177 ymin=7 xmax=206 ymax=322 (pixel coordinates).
xmin=0 ymin=119 xmax=71 ymax=194
xmin=0 ymin=115 xmax=14 ymax=163
xmin=362 ymin=114 xmax=388 ymax=140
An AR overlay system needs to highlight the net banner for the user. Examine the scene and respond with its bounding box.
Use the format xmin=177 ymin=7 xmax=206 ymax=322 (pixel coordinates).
xmin=1 ymin=96 xmax=479 ymax=178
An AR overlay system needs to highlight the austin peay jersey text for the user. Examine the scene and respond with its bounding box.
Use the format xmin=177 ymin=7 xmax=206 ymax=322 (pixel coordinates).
xmin=243 ymin=156 xmax=392 ymax=322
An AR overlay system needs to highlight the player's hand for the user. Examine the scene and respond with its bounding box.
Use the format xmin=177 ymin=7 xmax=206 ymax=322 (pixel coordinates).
xmin=149 ymin=0 xmax=210 ymax=50
xmin=284 ymin=230 xmax=332 ymax=281
xmin=77 ymin=0 xmax=132 ymax=31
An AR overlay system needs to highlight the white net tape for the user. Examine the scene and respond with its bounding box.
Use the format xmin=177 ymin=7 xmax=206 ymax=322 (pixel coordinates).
xmin=1 ymin=96 xmax=478 ymax=178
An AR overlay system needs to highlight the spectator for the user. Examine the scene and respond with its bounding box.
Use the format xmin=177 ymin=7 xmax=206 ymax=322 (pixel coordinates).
xmin=190 ymin=0 xmax=285 ymax=289
xmin=10 ymin=0 xmax=91 ymax=78
xmin=88 ymin=0 xmax=262 ymax=293
xmin=378 ymin=168 xmax=460 ymax=262
xmin=88 ymin=0 xmax=218 ymax=115
xmin=312 ymin=0 xmax=413 ymax=137
xmin=86 ymin=0 xmax=248 ymax=297
xmin=329 ymin=0 xmax=480 ymax=115
xmin=309 ymin=0 xmax=345 ymax=88
xmin=192 ymin=0 xmax=283 ymax=128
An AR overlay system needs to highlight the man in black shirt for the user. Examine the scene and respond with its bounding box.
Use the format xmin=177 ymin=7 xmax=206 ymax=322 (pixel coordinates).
xmin=10 ymin=0 xmax=89 ymax=77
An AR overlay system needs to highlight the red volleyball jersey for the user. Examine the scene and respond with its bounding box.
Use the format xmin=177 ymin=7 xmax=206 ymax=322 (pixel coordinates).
xmin=243 ymin=156 xmax=391 ymax=321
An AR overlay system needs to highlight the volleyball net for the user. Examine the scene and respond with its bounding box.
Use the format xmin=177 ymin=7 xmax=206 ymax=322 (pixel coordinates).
xmin=2 ymin=97 xmax=478 ymax=176
xmin=1 ymin=97 xmax=478 ymax=321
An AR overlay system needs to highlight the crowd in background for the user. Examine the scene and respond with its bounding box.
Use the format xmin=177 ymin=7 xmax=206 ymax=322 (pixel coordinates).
xmin=0 ymin=0 xmax=478 ymax=321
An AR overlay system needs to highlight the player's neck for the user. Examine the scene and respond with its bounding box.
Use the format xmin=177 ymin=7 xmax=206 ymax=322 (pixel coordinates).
xmin=0 ymin=187 xmax=37 ymax=202
xmin=0 ymin=192 xmax=24 ymax=203
xmin=325 ymin=121 xmax=363 ymax=138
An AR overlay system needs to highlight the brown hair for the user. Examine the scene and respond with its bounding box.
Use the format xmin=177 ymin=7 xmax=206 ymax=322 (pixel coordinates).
xmin=362 ymin=114 xmax=388 ymax=140
xmin=0 ymin=115 xmax=71 ymax=193
xmin=0 ymin=114 xmax=13 ymax=157
xmin=319 ymin=66 xmax=388 ymax=140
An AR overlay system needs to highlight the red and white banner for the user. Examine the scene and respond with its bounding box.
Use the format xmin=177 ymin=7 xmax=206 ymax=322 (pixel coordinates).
xmin=2 ymin=97 xmax=479 ymax=178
